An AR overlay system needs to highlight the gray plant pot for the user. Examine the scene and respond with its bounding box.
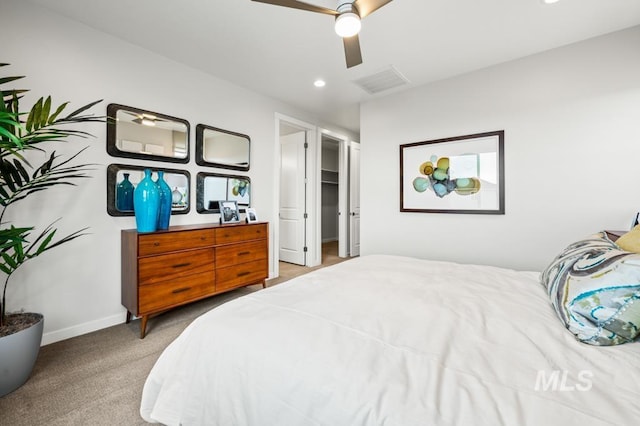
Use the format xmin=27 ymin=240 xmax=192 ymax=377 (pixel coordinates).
xmin=0 ymin=314 xmax=44 ymax=397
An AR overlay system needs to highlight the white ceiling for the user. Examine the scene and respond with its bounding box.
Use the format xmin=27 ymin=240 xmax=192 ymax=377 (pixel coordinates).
xmin=27 ymin=0 xmax=640 ymax=134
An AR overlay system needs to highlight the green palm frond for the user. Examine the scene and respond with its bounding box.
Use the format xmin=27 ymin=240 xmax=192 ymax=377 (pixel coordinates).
xmin=0 ymin=149 xmax=95 ymax=210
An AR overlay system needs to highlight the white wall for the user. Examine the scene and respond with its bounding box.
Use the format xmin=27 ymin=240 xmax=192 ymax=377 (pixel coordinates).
xmin=360 ymin=26 xmax=640 ymax=271
xmin=1 ymin=0 xmax=356 ymax=344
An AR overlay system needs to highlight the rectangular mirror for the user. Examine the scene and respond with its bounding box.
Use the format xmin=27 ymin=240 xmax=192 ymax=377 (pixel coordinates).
xmin=107 ymin=164 xmax=191 ymax=216
xmin=107 ymin=104 xmax=190 ymax=163
xmin=196 ymin=124 xmax=250 ymax=171
xmin=196 ymin=172 xmax=251 ymax=214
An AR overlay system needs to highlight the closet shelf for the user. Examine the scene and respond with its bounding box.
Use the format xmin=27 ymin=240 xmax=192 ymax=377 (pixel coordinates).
xmin=321 ymin=169 xmax=338 ymax=185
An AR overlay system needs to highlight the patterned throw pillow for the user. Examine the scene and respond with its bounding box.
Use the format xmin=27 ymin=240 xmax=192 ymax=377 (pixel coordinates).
xmin=541 ymin=231 xmax=640 ymax=345
xmin=616 ymin=225 xmax=640 ymax=253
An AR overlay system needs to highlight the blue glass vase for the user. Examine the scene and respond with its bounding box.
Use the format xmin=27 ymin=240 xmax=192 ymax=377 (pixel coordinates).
xmin=116 ymin=173 xmax=134 ymax=211
xmin=155 ymin=171 xmax=172 ymax=231
xmin=133 ymin=169 xmax=160 ymax=233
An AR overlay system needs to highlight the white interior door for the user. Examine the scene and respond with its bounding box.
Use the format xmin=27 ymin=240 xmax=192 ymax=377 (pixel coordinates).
xmin=349 ymin=142 xmax=361 ymax=257
xmin=338 ymin=138 xmax=349 ymax=258
xmin=279 ymin=131 xmax=307 ymax=265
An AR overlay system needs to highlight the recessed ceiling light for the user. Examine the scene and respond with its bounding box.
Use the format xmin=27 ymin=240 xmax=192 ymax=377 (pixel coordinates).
xmin=542 ymin=0 xmax=560 ymax=4
xmin=314 ymin=79 xmax=326 ymax=88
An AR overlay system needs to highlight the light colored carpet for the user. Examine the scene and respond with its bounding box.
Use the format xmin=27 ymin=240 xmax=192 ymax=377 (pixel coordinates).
xmin=0 ymin=242 xmax=349 ymax=425
xmin=0 ymin=287 xmax=258 ymax=426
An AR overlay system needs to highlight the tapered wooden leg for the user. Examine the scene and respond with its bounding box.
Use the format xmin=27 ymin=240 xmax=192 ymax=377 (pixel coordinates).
xmin=140 ymin=315 xmax=148 ymax=339
xmin=262 ymin=280 xmax=266 ymax=289
xmin=126 ymin=311 xmax=132 ymax=324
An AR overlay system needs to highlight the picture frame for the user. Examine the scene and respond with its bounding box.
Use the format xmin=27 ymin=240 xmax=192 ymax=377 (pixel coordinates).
xmin=400 ymin=130 xmax=505 ymax=214
xmin=245 ymin=207 xmax=258 ymax=223
xmin=218 ymin=200 xmax=240 ymax=224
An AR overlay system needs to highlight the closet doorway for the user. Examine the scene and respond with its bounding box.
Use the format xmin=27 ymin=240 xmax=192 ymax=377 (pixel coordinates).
xmin=319 ymin=130 xmax=359 ymax=262
xmin=321 ymin=135 xmax=341 ymax=261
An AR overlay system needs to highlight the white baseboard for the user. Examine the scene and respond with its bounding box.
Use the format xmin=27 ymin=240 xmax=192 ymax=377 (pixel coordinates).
xmin=322 ymin=237 xmax=338 ymax=243
xmin=41 ymin=313 xmax=124 ymax=346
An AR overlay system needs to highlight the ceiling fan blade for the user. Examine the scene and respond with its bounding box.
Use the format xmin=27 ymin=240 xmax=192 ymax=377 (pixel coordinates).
xmin=251 ymin=0 xmax=338 ymax=15
xmin=354 ymin=0 xmax=393 ymax=18
xmin=343 ymin=35 xmax=363 ymax=69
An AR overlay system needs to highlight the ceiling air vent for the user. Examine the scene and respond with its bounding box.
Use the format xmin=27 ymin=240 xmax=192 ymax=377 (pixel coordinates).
xmin=353 ymin=66 xmax=410 ymax=95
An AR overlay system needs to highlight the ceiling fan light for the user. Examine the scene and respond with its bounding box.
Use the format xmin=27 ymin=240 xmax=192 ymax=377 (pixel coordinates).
xmin=335 ymin=12 xmax=361 ymax=38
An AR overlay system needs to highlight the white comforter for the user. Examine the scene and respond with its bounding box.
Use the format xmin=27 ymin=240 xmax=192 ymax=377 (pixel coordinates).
xmin=140 ymin=255 xmax=640 ymax=425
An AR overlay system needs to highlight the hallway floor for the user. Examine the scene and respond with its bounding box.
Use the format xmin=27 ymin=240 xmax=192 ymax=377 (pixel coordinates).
xmin=267 ymin=241 xmax=349 ymax=286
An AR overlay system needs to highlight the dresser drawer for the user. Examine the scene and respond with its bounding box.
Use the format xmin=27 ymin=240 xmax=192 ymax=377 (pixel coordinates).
xmin=139 ymin=273 xmax=215 ymax=314
xmin=215 ymin=239 xmax=268 ymax=268
xmin=139 ymin=229 xmax=216 ymax=256
xmin=216 ymin=259 xmax=268 ymax=292
xmin=215 ymin=223 xmax=267 ymax=245
xmin=139 ymin=248 xmax=215 ymax=286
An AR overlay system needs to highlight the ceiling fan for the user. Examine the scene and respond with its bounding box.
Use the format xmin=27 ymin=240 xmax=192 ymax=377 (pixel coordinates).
xmin=251 ymin=0 xmax=393 ymax=68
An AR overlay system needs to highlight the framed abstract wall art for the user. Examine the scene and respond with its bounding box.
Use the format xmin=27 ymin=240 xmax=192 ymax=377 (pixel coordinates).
xmin=400 ymin=130 xmax=505 ymax=214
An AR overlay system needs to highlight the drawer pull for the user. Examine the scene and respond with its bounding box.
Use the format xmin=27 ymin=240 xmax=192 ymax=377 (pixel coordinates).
xmin=200 ymin=237 xmax=207 ymax=241
xmin=154 ymin=242 xmax=160 ymax=247
xmin=172 ymin=262 xmax=191 ymax=268
xmin=238 ymin=251 xmax=250 ymax=256
xmin=237 ymin=271 xmax=251 ymax=277
xmin=172 ymin=287 xmax=192 ymax=294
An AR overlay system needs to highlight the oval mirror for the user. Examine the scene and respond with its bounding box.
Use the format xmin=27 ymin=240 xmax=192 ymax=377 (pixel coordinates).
xmin=196 ymin=172 xmax=251 ymax=213
xmin=107 ymin=104 xmax=190 ymax=163
xmin=196 ymin=124 xmax=250 ymax=171
xmin=107 ymin=164 xmax=191 ymax=216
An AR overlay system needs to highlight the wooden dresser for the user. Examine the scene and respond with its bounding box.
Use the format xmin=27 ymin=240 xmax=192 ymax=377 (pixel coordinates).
xmin=121 ymin=222 xmax=268 ymax=338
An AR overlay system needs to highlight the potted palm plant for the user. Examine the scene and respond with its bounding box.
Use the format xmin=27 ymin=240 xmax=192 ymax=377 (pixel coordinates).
xmin=0 ymin=63 xmax=103 ymax=396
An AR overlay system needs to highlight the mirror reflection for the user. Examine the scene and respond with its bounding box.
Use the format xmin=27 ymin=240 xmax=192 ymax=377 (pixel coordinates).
xmin=196 ymin=124 xmax=250 ymax=171
xmin=107 ymin=104 xmax=190 ymax=163
xmin=107 ymin=164 xmax=190 ymax=216
xmin=196 ymin=172 xmax=251 ymax=213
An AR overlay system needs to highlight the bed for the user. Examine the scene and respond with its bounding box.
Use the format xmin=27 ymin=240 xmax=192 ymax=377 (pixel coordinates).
xmin=140 ymin=252 xmax=640 ymax=425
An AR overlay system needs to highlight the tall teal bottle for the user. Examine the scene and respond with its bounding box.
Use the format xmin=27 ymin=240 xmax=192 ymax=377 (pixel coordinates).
xmin=133 ymin=169 xmax=160 ymax=233
xmin=116 ymin=172 xmax=134 ymax=211
xmin=155 ymin=171 xmax=172 ymax=231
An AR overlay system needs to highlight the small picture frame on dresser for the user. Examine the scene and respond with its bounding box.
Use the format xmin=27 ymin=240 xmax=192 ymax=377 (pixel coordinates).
xmin=245 ymin=207 xmax=258 ymax=223
xmin=219 ymin=200 xmax=240 ymax=224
